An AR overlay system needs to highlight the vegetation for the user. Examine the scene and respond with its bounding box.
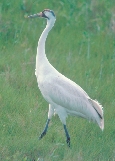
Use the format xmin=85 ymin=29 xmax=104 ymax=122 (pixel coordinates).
xmin=0 ymin=0 xmax=115 ymax=160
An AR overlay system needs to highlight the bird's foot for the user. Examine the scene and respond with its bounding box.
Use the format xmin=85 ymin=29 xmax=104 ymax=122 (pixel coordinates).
xmin=39 ymin=131 xmax=46 ymax=140
xmin=66 ymin=137 xmax=70 ymax=147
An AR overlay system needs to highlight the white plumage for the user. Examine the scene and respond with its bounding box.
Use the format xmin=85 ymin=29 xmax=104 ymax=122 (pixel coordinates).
xmin=28 ymin=9 xmax=104 ymax=146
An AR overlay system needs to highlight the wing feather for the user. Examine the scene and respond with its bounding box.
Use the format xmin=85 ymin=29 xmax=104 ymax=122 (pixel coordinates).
xmin=47 ymin=74 xmax=91 ymax=113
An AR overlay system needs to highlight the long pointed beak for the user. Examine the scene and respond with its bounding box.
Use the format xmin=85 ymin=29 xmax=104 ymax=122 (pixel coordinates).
xmin=28 ymin=12 xmax=43 ymax=18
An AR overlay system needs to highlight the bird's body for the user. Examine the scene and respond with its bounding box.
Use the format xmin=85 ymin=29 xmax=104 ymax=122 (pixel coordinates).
xmin=36 ymin=64 xmax=103 ymax=126
xmin=28 ymin=9 xmax=104 ymax=146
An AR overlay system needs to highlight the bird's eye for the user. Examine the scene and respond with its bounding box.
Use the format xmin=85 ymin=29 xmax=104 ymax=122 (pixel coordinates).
xmin=42 ymin=11 xmax=46 ymax=15
xmin=41 ymin=11 xmax=49 ymax=19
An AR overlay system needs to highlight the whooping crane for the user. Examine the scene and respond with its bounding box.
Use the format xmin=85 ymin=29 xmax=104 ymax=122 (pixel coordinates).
xmin=28 ymin=9 xmax=104 ymax=147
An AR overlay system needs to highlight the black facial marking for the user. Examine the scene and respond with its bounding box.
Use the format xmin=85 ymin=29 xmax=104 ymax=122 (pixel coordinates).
xmin=42 ymin=9 xmax=55 ymax=19
xmin=42 ymin=11 xmax=49 ymax=19
xmin=50 ymin=10 xmax=55 ymax=17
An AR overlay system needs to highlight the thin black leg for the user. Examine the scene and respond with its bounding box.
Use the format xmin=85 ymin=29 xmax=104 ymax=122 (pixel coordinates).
xmin=39 ymin=119 xmax=50 ymax=140
xmin=63 ymin=124 xmax=70 ymax=147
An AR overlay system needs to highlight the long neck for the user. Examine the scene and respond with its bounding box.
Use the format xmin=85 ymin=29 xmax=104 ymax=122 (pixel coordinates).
xmin=37 ymin=20 xmax=55 ymax=63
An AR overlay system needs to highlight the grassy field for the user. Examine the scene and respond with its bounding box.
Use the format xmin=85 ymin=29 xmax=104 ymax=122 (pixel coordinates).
xmin=0 ymin=0 xmax=115 ymax=160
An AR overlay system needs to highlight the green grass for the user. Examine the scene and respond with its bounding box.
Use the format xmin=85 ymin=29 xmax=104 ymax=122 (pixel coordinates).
xmin=0 ymin=0 xmax=115 ymax=160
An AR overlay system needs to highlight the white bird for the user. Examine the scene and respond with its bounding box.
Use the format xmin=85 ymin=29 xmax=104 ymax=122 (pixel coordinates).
xmin=28 ymin=9 xmax=104 ymax=147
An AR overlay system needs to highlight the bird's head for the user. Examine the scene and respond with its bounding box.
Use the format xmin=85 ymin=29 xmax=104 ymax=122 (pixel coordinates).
xmin=28 ymin=9 xmax=56 ymax=22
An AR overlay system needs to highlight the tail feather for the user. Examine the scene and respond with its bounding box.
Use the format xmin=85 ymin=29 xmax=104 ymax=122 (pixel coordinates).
xmin=89 ymin=99 xmax=104 ymax=130
xmin=100 ymin=117 xmax=104 ymax=131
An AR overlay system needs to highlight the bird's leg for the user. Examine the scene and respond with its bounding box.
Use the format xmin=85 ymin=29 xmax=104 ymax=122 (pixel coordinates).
xmin=39 ymin=104 xmax=54 ymax=140
xmin=39 ymin=119 xmax=50 ymax=139
xmin=63 ymin=124 xmax=70 ymax=147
